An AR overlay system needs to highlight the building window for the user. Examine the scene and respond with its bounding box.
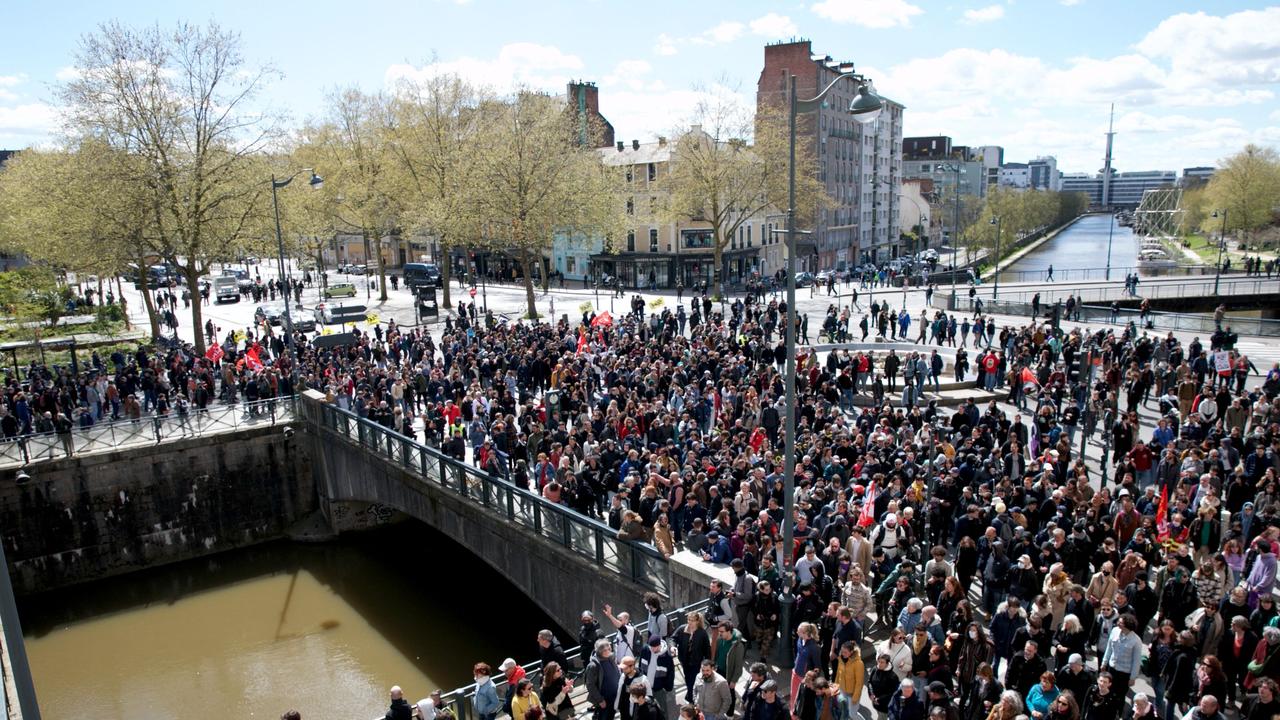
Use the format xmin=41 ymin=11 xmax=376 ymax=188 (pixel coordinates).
xmin=626 ymin=167 xmax=633 ymax=182
xmin=748 ymin=225 xmax=753 ymax=246
xmin=566 ymin=257 xmax=576 ymax=274
xmin=627 ymin=231 xmax=635 ymax=252
xmin=682 ymin=229 xmax=714 ymax=249
xmin=647 ymin=163 xmax=656 ymax=182
xmin=626 ymin=198 xmax=634 ymax=215
xmin=649 ymin=228 xmax=658 ymax=253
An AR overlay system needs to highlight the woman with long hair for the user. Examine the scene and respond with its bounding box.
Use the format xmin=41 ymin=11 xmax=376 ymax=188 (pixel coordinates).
xmin=792 ymin=622 xmax=823 ymax=705
xmin=965 ymin=663 xmax=1002 ymax=720
xmin=1049 ymin=692 xmax=1081 ymax=720
xmin=880 ymin=627 xmax=914 ymax=681
xmin=540 ymin=662 xmax=574 ymax=720
xmin=985 ymin=690 xmax=1023 ymax=720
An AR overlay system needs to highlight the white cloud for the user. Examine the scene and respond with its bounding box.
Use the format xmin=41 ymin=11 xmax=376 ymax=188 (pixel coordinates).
xmin=1271 ymin=109 xmax=1280 ymax=122
xmin=811 ymin=0 xmax=924 ymax=28
xmin=963 ymin=5 xmax=1004 ymax=23
xmin=1136 ymin=8 xmax=1280 ymax=89
xmin=600 ymin=84 xmax=752 ymax=144
xmin=385 ymin=43 xmax=583 ymax=94
xmin=0 ymin=103 xmax=61 ymax=144
xmin=604 ymin=60 xmax=655 ymax=92
xmin=749 ymin=13 xmax=798 ymax=38
xmin=694 ymin=21 xmax=745 ymax=46
xmin=653 ymin=33 xmax=678 ymax=56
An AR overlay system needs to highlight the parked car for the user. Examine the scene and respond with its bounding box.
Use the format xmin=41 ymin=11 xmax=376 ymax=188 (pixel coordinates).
xmin=794 ymin=272 xmax=815 ymax=287
xmin=402 ymin=262 xmax=441 ymax=289
xmin=324 ymin=282 xmax=357 ymax=299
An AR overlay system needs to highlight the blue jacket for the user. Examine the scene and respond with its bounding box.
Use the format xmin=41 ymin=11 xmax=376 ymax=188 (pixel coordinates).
xmin=704 ymin=537 xmax=732 ymax=565
xmin=473 ymin=678 xmax=501 ymax=718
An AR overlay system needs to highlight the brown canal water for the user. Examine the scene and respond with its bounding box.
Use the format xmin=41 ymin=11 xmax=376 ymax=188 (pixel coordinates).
xmin=18 ymin=521 xmax=558 ymax=720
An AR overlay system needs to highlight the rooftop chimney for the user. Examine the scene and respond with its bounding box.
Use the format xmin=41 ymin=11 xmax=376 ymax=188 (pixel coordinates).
xmin=632 ymin=139 xmax=640 ymax=150
xmin=617 ymin=141 xmax=624 ymax=152
xmin=657 ymin=136 xmax=667 ymax=147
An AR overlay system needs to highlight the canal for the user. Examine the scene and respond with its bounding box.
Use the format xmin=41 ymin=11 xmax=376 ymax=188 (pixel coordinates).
xmin=999 ymin=213 xmax=1139 ymax=283
xmin=19 ymin=521 xmax=557 ymax=720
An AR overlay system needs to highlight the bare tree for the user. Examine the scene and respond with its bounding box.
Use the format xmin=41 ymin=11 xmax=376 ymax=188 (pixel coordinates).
xmin=59 ymin=21 xmax=279 ymax=353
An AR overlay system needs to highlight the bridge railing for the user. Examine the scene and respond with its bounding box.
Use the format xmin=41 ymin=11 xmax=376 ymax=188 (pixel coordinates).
xmin=990 ymin=264 xmax=1230 ymax=284
xmin=0 ymin=396 xmax=296 ymax=468
xmin=310 ymin=400 xmax=671 ymax=597
xmin=946 ymin=276 xmax=1280 ymax=307
xmin=434 ymin=597 xmax=712 ymax=720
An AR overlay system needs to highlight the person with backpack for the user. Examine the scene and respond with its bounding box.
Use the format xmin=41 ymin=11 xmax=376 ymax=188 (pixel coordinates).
xmin=730 ymin=559 xmax=757 ymax=638
xmin=604 ymin=604 xmax=639 ymax=659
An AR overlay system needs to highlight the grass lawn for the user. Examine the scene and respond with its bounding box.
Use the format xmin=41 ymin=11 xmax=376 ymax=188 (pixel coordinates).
xmin=1182 ymin=233 xmax=1228 ymax=265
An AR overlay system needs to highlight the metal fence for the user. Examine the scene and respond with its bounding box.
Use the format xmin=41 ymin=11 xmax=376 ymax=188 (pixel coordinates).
xmin=431 ymin=598 xmax=711 ymax=720
xmin=311 ymin=402 xmax=671 ymax=596
xmin=933 ymin=293 xmax=1280 ymax=338
xmin=945 ymin=276 xmax=1280 ymax=307
xmin=991 ymin=264 xmax=1233 ymax=284
xmin=0 ymin=396 xmax=297 ymax=467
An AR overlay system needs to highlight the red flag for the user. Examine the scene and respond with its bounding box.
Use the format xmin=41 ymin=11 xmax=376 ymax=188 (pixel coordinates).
xmin=858 ymin=481 xmax=878 ymax=528
xmin=1156 ymin=485 xmax=1169 ymax=542
xmin=205 ymin=344 xmax=224 ymax=362
xmin=576 ymin=328 xmax=588 ymax=355
xmin=244 ymin=346 xmax=264 ymax=372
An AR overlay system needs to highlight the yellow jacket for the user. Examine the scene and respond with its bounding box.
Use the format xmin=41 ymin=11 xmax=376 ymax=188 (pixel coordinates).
xmin=835 ymin=653 xmax=864 ymax=702
xmin=511 ymin=691 xmax=542 ymax=720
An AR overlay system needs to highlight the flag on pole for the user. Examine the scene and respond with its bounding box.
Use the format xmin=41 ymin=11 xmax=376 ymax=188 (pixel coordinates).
xmin=1156 ymin=485 xmax=1169 ymax=542
xmin=576 ymin=328 xmax=588 ymax=355
xmin=244 ymin=346 xmax=264 ymax=372
xmin=858 ymin=481 xmax=878 ymax=528
xmin=205 ymin=344 xmax=224 ymax=362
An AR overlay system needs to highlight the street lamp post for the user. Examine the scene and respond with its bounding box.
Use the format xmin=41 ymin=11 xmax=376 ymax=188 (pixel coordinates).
xmin=989 ymin=215 xmax=1002 ymax=300
xmin=1104 ymin=211 xmax=1116 ymax=281
xmin=778 ymin=69 xmax=883 ymax=665
xmin=936 ymin=163 xmax=963 ymax=303
xmin=270 ymin=170 xmax=324 ymax=382
xmin=1212 ymin=209 xmax=1228 ymax=294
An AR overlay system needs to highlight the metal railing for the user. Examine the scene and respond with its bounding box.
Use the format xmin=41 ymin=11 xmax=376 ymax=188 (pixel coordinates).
xmin=991 ymin=264 xmax=1232 ymax=284
xmin=310 ymin=401 xmax=671 ymax=595
xmin=951 ymin=297 xmax=1280 ymax=338
xmin=945 ymin=275 xmax=1280 ymax=307
xmin=433 ymin=598 xmax=710 ymax=720
xmin=0 ymin=396 xmax=297 ymax=467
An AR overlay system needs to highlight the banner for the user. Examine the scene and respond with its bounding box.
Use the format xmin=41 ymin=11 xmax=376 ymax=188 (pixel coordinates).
xmin=244 ymin=346 xmax=264 ymax=372
xmin=858 ymin=481 xmax=878 ymax=528
xmin=1214 ymin=351 xmax=1232 ymax=377
xmin=204 ymin=344 xmax=224 ymax=362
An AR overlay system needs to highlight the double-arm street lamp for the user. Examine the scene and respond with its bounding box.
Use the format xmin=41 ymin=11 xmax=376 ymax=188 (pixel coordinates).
xmin=1211 ymin=209 xmax=1228 ymax=294
xmin=989 ymin=215 xmax=1003 ymax=300
xmin=778 ymin=69 xmax=884 ymax=664
xmin=270 ymin=169 xmax=323 ymax=385
xmin=935 ymin=163 xmax=964 ymax=299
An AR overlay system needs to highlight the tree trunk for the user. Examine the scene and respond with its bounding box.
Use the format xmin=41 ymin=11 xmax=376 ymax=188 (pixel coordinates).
xmin=440 ymin=236 xmax=453 ymax=309
xmin=713 ymin=238 xmax=724 ymax=299
xmin=541 ymin=255 xmax=550 ymax=292
xmin=185 ymin=266 xmax=206 ymax=355
xmin=133 ymin=253 xmax=161 ymax=339
xmin=376 ymin=233 xmax=389 ymax=302
xmin=520 ymin=248 xmax=537 ymax=319
xmin=115 ymin=277 xmax=132 ymax=330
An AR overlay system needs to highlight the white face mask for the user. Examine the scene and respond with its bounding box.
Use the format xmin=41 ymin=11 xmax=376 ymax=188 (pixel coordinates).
xmin=969 ymin=630 xmax=978 ymax=639
xmin=475 ymin=676 xmax=484 ymax=684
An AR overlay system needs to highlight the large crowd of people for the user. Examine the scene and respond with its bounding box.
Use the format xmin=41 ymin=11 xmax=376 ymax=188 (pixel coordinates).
xmin=12 ymin=275 xmax=1280 ymax=720
xmin=261 ymin=286 xmax=1280 ymax=720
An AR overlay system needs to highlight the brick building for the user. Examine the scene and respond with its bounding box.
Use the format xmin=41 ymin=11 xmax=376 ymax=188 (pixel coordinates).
xmin=756 ymin=40 xmax=905 ymax=268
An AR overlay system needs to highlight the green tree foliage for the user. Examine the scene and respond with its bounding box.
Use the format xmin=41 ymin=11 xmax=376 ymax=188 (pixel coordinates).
xmin=1204 ymin=144 xmax=1280 ymax=244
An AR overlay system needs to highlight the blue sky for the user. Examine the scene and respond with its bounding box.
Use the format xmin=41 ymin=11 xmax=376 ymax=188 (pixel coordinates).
xmin=2 ymin=1 xmax=1278 ymax=174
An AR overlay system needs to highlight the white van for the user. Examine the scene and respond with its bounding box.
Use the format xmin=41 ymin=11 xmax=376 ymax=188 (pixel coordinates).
xmin=213 ymin=275 xmax=241 ymax=303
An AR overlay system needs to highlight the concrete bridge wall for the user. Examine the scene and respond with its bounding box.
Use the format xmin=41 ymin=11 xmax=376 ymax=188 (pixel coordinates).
xmin=0 ymin=423 xmax=315 ymax=595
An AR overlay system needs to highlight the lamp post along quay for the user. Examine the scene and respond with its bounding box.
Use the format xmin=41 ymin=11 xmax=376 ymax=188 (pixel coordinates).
xmin=935 ymin=162 xmax=964 ymax=298
xmin=1212 ymin=208 xmax=1229 ymax=295
xmin=989 ymin=214 xmax=1003 ymax=300
xmin=271 ymin=170 xmax=323 ymax=385
xmin=777 ymin=70 xmax=883 ymax=665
